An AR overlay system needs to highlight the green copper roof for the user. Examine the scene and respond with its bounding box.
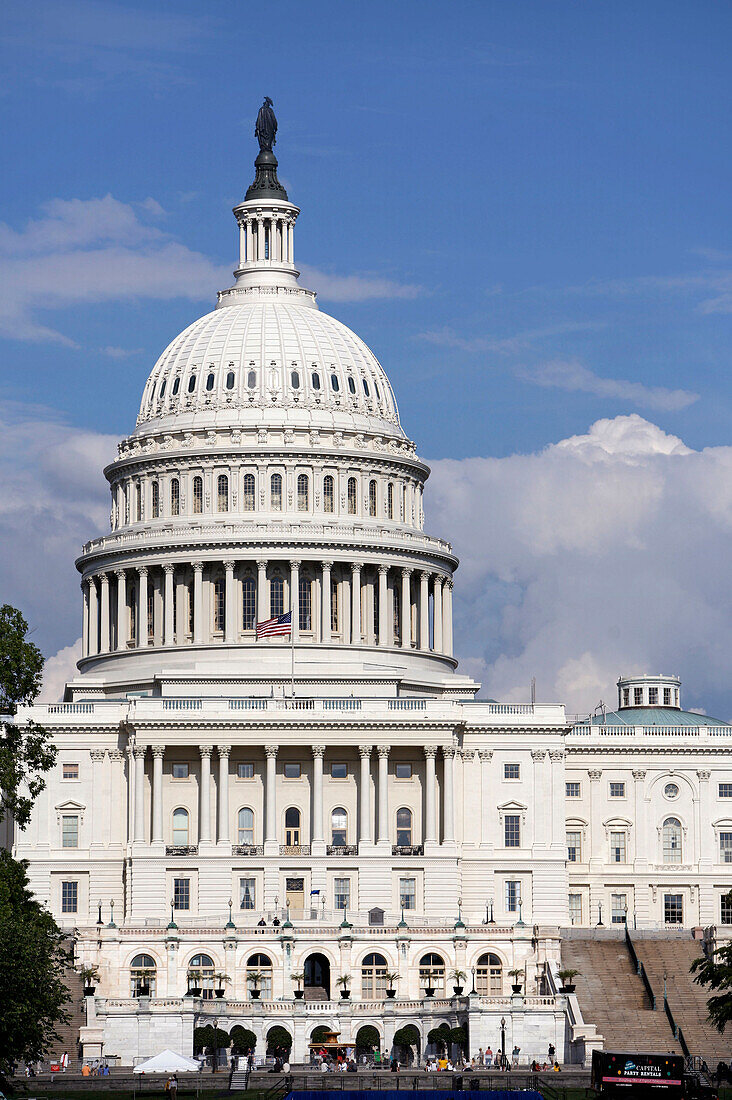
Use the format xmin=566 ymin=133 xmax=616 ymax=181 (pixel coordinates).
xmin=579 ymin=706 xmax=729 ymax=728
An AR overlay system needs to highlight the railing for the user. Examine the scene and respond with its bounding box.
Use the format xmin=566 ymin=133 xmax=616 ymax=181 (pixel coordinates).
xmin=388 ymin=699 xmax=427 ymax=710
xmin=392 ymin=844 xmax=424 ymax=856
xmin=163 ymin=699 xmax=202 ymax=710
xmin=232 ymin=844 xmax=264 ymax=856
xmin=279 ymin=844 xmax=311 ymax=856
xmin=323 ymin=699 xmax=362 ymax=711
xmin=626 ymin=926 xmax=655 ymax=1009
xmin=664 ymin=993 xmax=690 ymax=1059
xmin=165 ymin=845 xmax=199 ymax=856
xmin=326 ymin=845 xmax=358 ymax=855
xmin=570 ymin=721 xmax=731 ymax=739
xmin=47 ymin=702 xmax=95 ymax=713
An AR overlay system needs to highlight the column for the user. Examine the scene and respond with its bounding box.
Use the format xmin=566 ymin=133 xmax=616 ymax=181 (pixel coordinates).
xmin=433 ymin=576 xmax=443 ymax=653
xmin=163 ymin=565 xmax=175 ymax=646
xmin=321 ymin=561 xmax=332 ymax=643
xmin=442 ymin=746 xmax=455 ymax=843
xmin=224 ymin=560 xmax=236 ymax=643
xmin=290 ymin=560 xmax=300 ymax=643
xmin=400 ymin=568 xmax=412 ymax=648
xmin=697 ymin=769 xmax=712 ymax=872
xmin=443 ymin=579 xmax=454 ymax=657
xmin=588 ymin=769 xmax=603 ymax=872
xmin=218 ymin=746 xmax=230 ymax=844
xmin=531 ymin=750 xmax=547 ymax=851
xmin=90 ymin=749 xmax=105 ymax=849
xmin=359 ymin=745 xmax=372 ymax=845
xmin=257 ymin=219 xmax=265 ymax=261
xmin=265 ymin=745 xmax=277 ymax=845
xmin=245 ymin=219 xmax=253 ymax=262
xmin=115 ymin=569 xmax=127 ymax=650
xmin=479 ymin=750 xmax=493 ymax=846
xmin=342 ymin=570 xmax=351 ymax=644
xmin=199 ymin=746 xmax=213 ymax=843
xmin=377 ymin=746 xmax=389 ymax=844
xmin=151 ymin=746 xmax=164 ymax=844
xmin=312 ymin=745 xmax=325 ymax=845
xmin=287 ymin=221 xmax=293 ymax=264
xmin=549 ymin=750 xmax=565 ymax=853
xmin=82 ymin=581 xmax=89 ymax=657
xmin=133 ymin=746 xmax=146 ymax=844
xmin=126 ymin=746 xmax=135 ymax=845
xmin=100 ymin=572 xmax=110 ymax=652
xmin=424 ymin=746 xmax=437 ymax=844
xmin=193 ymin=562 xmax=204 ymax=644
xmin=419 ymin=572 xmax=429 ymax=651
xmin=137 ymin=566 xmax=148 ymax=647
xmin=351 ymin=564 xmax=361 ymax=642
xmin=238 ymin=219 xmax=246 ymax=267
xmin=378 ymin=565 xmax=389 ymax=646
xmin=88 ymin=577 xmax=98 ymax=656
xmin=257 ymin=560 xmax=268 ymax=622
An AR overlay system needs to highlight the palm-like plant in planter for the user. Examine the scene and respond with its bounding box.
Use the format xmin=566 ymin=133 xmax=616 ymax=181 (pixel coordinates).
xmin=214 ymin=972 xmax=231 ymax=998
xmin=246 ymin=970 xmax=263 ymax=1000
xmin=384 ymin=971 xmax=400 ymax=998
xmin=449 ymin=968 xmax=468 ymax=995
xmin=422 ymin=970 xmax=436 ymax=997
xmin=291 ymin=970 xmax=305 ymax=999
xmin=78 ymin=964 xmax=100 ymax=995
xmin=187 ymin=967 xmax=204 ymax=996
xmin=135 ymin=968 xmax=155 ymax=997
xmin=337 ymin=974 xmax=352 ymax=999
xmin=557 ymin=968 xmax=581 ymax=993
xmin=508 ymin=968 xmax=524 ymax=993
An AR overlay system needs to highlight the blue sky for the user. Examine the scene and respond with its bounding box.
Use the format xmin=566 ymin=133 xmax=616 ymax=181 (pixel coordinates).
xmin=2 ymin=0 xmax=732 ymax=715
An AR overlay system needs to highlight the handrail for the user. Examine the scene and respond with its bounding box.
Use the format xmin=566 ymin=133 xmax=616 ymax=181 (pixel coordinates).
xmin=664 ymin=993 xmax=690 ymax=1060
xmin=625 ymin=926 xmax=655 ymax=1009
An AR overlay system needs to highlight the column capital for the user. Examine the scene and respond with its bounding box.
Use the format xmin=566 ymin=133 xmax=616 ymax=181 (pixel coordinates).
xmin=223 ymin=560 xmax=236 ymax=572
xmin=696 ymin=769 xmax=711 ymax=781
xmin=377 ymin=745 xmax=390 ymax=759
xmin=632 ymin=769 xmax=646 ymax=780
xmin=478 ymin=749 xmax=493 ymax=762
xmin=152 ymin=745 xmax=165 ymax=758
xmin=193 ymin=561 xmax=205 ymax=574
xmin=133 ymin=745 xmax=147 ymax=759
xmin=265 ymin=744 xmax=278 ymax=758
xmin=424 ymin=745 xmax=438 ymax=759
xmin=377 ymin=564 xmax=389 ymax=576
xmin=108 ymin=749 xmax=124 ymax=762
xmin=549 ymin=750 xmax=565 ymax=762
xmin=351 ymin=562 xmax=362 ymax=574
xmin=312 ymin=744 xmax=326 ymax=758
xmin=200 ymin=745 xmax=213 ymax=758
xmin=359 ymin=744 xmax=372 ymax=759
xmin=290 ymin=559 xmax=301 ymax=571
xmin=442 ymin=745 xmax=456 ymax=759
xmin=162 ymin=563 xmax=175 ymax=575
xmin=433 ymin=573 xmax=444 ymax=586
xmin=531 ymin=749 xmax=547 ymax=761
xmin=588 ymin=769 xmax=602 ymax=781
xmin=137 ymin=565 xmax=148 ymax=577
xmin=257 ymin=559 xmax=268 ymax=570
xmin=99 ymin=571 xmax=109 ymax=585
xmin=114 ymin=568 xmax=126 ymax=580
xmin=420 ymin=570 xmax=430 ymax=582
xmin=322 ymin=559 xmax=334 ymax=571
xmin=401 ymin=566 xmax=413 ymax=578
xmin=90 ymin=749 xmax=105 ymax=762
xmin=460 ymin=748 xmax=475 ymax=761
xmin=218 ymin=745 xmax=231 ymax=759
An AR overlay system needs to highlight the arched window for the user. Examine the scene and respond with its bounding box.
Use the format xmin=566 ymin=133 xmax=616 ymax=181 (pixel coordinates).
xmin=298 ymin=575 xmax=312 ymax=631
xmin=347 ymin=376 xmax=356 ymax=395
xmin=242 ymin=577 xmax=256 ymax=630
xmin=396 ymin=807 xmax=413 ymax=847
xmin=363 ymin=377 xmax=370 ymax=397
xmin=130 ymin=953 xmax=157 ymax=997
xmin=170 ymin=478 xmax=180 ymax=516
xmin=387 ymin=483 xmax=394 ymax=519
xmin=297 ymin=473 xmax=309 ymax=512
xmin=331 ymin=807 xmax=347 ymax=847
xmin=270 ymin=576 xmax=284 ymax=618
xmin=247 ymin=953 xmax=273 ymax=1000
xmin=368 ymin=479 xmax=377 ymax=517
xmin=476 ymin=952 xmax=503 ymax=996
xmin=242 ymin=472 xmax=255 ymax=511
xmin=270 ymin=473 xmax=282 ymax=511
xmin=323 ymin=475 xmax=335 ymax=513
xmin=238 ymin=807 xmax=254 ymax=845
xmin=284 ymin=807 xmax=301 ymax=846
xmin=291 ymin=370 xmax=300 ymax=389
xmin=188 ymin=953 xmax=215 ymax=999
xmin=217 ymin=474 xmax=229 ymax=512
xmin=347 ymin=477 xmax=357 ymax=515
xmin=187 ymin=374 xmax=197 ymax=394
xmin=213 ymin=577 xmax=225 ymax=633
xmin=160 ymin=380 xmax=166 ymax=398
xmin=419 ymin=952 xmax=445 ymax=994
xmin=135 ymin=483 xmax=142 ymax=522
xmin=226 ymin=370 xmax=235 ymax=389
xmin=361 ymin=952 xmax=387 ymax=999
xmin=663 ymin=817 xmax=682 ymax=863
xmin=330 ymin=373 xmax=340 ymax=392
xmin=172 ymin=807 xmax=189 ymax=847
xmin=172 ymin=377 xmax=180 ymax=396
xmin=206 ymin=372 xmax=215 ymax=391
xmin=312 ymin=371 xmax=321 ymax=390
xmin=247 ymin=369 xmax=257 ymax=389
xmin=151 ymin=480 xmax=160 ymax=518
xmin=374 ymin=381 xmax=381 ymax=400
xmin=193 ymin=476 xmax=203 ymax=514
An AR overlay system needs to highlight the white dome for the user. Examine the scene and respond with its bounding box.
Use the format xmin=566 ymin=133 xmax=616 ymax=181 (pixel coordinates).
xmin=134 ymin=296 xmax=403 ymax=438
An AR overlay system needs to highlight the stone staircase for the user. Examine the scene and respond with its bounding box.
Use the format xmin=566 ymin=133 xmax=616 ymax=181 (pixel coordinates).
xmin=45 ymin=946 xmax=86 ymax=1068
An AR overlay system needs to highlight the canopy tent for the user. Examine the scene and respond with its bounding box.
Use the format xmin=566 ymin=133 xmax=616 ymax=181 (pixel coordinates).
xmin=133 ymin=1050 xmax=201 ymax=1074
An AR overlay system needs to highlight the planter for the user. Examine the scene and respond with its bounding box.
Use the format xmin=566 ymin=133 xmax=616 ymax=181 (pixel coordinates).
xmin=452 ymin=985 xmax=464 ymax=996
xmin=511 ymin=984 xmax=523 ymax=994
xmin=84 ymin=986 xmax=96 ymax=997
xmin=187 ymin=987 xmax=202 ymax=998
xmin=250 ymin=989 xmax=261 ymax=1000
xmin=560 ymin=984 xmax=576 ymax=994
xmin=340 ymin=990 xmax=351 ymax=999
xmin=294 ymin=989 xmax=305 ymax=999
xmin=215 ymin=989 xmax=225 ymax=998
xmin=424 ymin=988 xmax=436 ymax=998
xmin=137 ymin=985 xmax=150 ymax=998
xmin=386 ymin=989 xmax=396 ymax=999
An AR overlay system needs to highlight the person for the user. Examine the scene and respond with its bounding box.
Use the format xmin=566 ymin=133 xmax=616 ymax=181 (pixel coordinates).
xmin=169 ymin=1074 xmax=178 ymax=1100
xmin=257 ymin=917 xmax=266 ymax=926
xmin=347 ymin=1059 xmax=356 ymax=1073
xmin=512 ymin=1045 xmax=520 ymax=1067
xmin=485 ymin=1046 xmax=492 ymax=1067
xmin=320 ymin=1060 xmax=328 ymax=1073
xmin=548 ymin=1043 xmax=555 ymax=1062
xmin=478 ymin=1047 xmax=484 ymax=1066
xmin=553 ymin=1061 xmax=561 ymax=1072
xmin=81 ymin=1063 xmax=90 ymax=1077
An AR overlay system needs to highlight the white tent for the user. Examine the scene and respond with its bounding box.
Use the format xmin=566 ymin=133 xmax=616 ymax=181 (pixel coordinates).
xmin=133 ymin=1050 xmax=201 ymax=1074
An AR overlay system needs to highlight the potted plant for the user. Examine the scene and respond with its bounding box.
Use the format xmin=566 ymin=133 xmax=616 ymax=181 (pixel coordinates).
xmin=508 ymin=968 xmax=524 ymax=994
xmin=384 ymin=971 xmax=400 ymax=999
xmin=187 ymin=968 xmax=203 ymax=997
xmin=246 ymin=970 xmax=264 ymax=1000
xmin=450 ymin=968 xmax=467 ymax=996
xmin=337 ymin=974 xmax=352 ymax=1000
xmin=422 ymin=970 xmax=436 ymax=997
xmin=79 ymin=964 xmax=100 ymax=995
xmin=214 ymin=972 xmax=231 ymax=998
xmin=557 ymin=968 xmax=580 ymax=994
xmin=291 ymin=970 xmax=305 ymax=999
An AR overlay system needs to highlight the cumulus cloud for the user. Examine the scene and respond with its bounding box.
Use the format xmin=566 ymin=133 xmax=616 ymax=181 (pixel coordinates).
xmin=418 ymin=321 xmax=602 ymax=354
xmin=299 ymin=264 xmax=423 ymax=303
xmin=517 ymin=359 xmax=699 ymax=413
xmin=41 ymin=638 xmax=82 ymax=703
xmin=427 ymin=414 xmax=732 ymax=719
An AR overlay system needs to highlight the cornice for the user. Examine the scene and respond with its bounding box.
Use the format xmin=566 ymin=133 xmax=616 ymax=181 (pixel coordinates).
xmin=566 ymin=744 xmax=732 ymax=755
xmin=107 ymin=447 xmax=430 ymax=480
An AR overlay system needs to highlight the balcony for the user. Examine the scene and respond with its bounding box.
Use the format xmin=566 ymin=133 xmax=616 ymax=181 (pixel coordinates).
xmin=326 ymin=845 xmax=358 ymax=856
xmin=165 ymin=845 xmax=199 ymax=856
xmin=280 ymin=844 xmax=311 ymax=856
xmin=392 ymin=845 xmax=424 ymax=856
xmin=232 ymin=844 xmax=264 ymax=856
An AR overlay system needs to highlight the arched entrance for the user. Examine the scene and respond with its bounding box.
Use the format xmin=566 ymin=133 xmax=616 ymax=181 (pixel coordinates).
xmin=303 ymin=953 xmax=331 ymax=1000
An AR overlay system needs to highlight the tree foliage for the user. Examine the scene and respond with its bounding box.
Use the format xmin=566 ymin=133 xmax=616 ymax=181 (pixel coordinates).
xmin=427 ymin=1023 xmax=451 ymax=1051
xmin=0 ymin=852 xmax=71 ymax=1073
xmin=393 ymin=1024 xmax=420 ymax=1051
xmin=691 ymin=935 xmax=732 ymax=1033
xmin=355 ymin=1025 xmax=380 ymax=1051
xmin=266 ymin=1025 xmax=292 ymax=1053
xmin=230 ymin=1026 xmax=257 ymax=1054
xmin=0 ymin=604 xmax=55 ymax=828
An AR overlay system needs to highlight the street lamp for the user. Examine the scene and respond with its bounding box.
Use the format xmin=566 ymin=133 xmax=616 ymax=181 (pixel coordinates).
xmin=470 ymin=966 xmax=476 ymax=994
xmin=107 ymin=899 xmax=116 ymax=928
xmin=226 ymin=897 xmax=235 ymax=930
xmin=168 ymin=897 xmax=177 ymax=930
xmin=597 ymin=902 xmax=604 ymax=927
xmin=500 ymin=1016 xmax=506 ymax=1067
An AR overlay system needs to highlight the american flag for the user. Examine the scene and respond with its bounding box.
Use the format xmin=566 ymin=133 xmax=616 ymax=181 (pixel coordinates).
xmin=256 ymin=611 xmax=292 ymax=639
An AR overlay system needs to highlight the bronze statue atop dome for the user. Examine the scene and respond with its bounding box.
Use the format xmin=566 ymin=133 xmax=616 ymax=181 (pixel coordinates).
xmin=255 ymin=97 xmax=277 ymax=152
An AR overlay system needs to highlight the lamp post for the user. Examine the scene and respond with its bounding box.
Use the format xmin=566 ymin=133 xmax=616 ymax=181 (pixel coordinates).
xmin=489 ymin=899 xmax=495 ymax=924
xmin=226 ymin=897 xmax=235 ymax=930
xmin=500 ymin=1016 xmax=506 ymax=1067
xmin=168 ymin=897 xmax=177 ymax=930
xmin=470 ymin=966 xmax=476 ymax=994
xmin=107 ymin=899 xmax=116 ymax=928
xmin=597 ymin=902 xmax=604 ymax=927
xmin=97 ymin=901 xmax=103 ymax=926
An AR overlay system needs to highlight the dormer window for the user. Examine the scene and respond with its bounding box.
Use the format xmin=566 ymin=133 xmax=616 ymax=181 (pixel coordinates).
xmin=172 ymin=378 xmax=180 ymax=395
xmin=291 ymin=370 xmax=300 ymax=389
xmin=363 ymin=378 xmax=370 ymax=397
xmin=160 ymin=380 xmax=166 ymax=398
xmin=634 ymin=687 xmax=643 ymax=706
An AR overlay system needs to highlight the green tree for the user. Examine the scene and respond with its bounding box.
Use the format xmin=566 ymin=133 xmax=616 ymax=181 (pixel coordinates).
xmin=691 ymin=928 xmax=732 ymax=1033
xmin=393 ymin=1024 xmax=420 ymax=1062
xmin=0 ymin=605 xmax=55 ymax=829
xmin=355 ymin=1025 xmax=380 ymax=1053
xmin=0 ymin=852 xmax=71 ymax=1074
xmin=266 ymin=1026 xmax=292 ymax=1055
xmin=230 ymin=1026 xmax=257 ymax=1055
xmin=427 ymin=1023 xmax=451 ymax=1052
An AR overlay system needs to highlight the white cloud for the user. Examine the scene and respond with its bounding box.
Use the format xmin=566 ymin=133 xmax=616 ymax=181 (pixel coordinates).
xmin=518 ymin=359 xmax=699 ymax=413
xmin=418 ymin=321 xmax=601 ymax=355
xmin=41 ymin=638 xmax=82 ymax=703
xmin=299 ymin=264 xmax=423 ymax=303
xmin=426 ymin=415 xmax=732 ymax=719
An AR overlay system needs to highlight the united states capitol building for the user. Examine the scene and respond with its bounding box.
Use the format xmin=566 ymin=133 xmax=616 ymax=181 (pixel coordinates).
xmin=7 ymin=112 xmax=732 ymax=1067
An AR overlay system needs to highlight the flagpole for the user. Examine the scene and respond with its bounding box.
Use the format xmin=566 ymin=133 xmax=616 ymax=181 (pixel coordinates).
xmin=290 ymin=603 xmax=295 ymax=700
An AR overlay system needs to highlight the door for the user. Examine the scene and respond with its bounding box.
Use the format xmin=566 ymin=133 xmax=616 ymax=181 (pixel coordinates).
xmin=286 ymin=876 xmax=305 ymax=915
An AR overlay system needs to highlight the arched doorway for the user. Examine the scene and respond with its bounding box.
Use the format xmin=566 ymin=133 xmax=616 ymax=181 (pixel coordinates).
xmin=303 ymin=952 xmax=331 ymax=1000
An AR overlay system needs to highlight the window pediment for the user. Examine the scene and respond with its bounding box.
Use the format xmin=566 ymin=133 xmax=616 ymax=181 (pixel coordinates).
xmin=55 ymin=799 xmax=85 ymax=824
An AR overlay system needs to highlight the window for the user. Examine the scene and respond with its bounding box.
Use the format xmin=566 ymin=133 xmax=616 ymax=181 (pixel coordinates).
xmin=347 ymin=477 xmax=357 ymax=514
xmin=476 ymin=953 xmax=503 ymax=995
xmin=242 ymin=577 xmax=256 ymax=630
xmin=188 ymin=952 xmax=214 ymax=998
xmin=334 ymin=877 xmax=350 ymax=910
xmin=147 ymin=589 xmax=154 ymax=640
xmin=311 ymin=371 xmax=321 ymax=390
xmin=504 ymin=763 xmax=520 ymax=780
xmin=62 ymin=815 xmax=79 ymax=848
xmin=664 ymin=687 xmax=672 ymax=705
xmin=566 ymin=782 xmax=581 ymax=798
xmin=193 ymin=476 xmax=203 ymax=514
xmin=396 ymin=807 xmax=413 ymax=846
xmin=368 ymin=479 xmax=377 ymax=517
xmin=284 ymin=807 xmax=301 ymax=845
xmin=721 ymin=895 xmax=732 ymax=924
xmin=290 ymin=370 xmax=300 ymax=389
xmin=270 ymin=473 xmax=282 ymax=511
xmin=130 ymin=953 xmax=156 ymax=997
xmin=63 ymin=763 xmax=79 ymax=780
xmin=61 ymin=880 xmax=78 ymax=914
xmin=298 ymin=575 xmax=311 ymax=631
xmin=246 ymin=953 xmax=273 ymax=999
xmin=331 ymin=807 xmax=347 ymax=846
xmin=611 ymin=893 xmax=628 ymax=924
xmin=129 ymin=587 xmax=137 ymax=643
xmin=634 ymin=687 xmax=643 ymax=705
xmin=238 ymin=807 xmax=254 ymax=845
xmin=610 ymin=830 xmax=627 ymax=863
xmin=663 ymin=817 xmax=682 ymax=863
xmin=135 ymin=483 xmax=142 ymax=521
xmin=270 ymin=576 xmax=284 ymax=617
xmin=217 ymin=474 xmax=229 ymax=512
xmin=395 ymin=763 xmax=412 ymax=779
xmin=622 ymin=688 xmax=630 ymax=706
xmin=387 ymin=483 xmax=394 ymax=519
xmin=664 ymin=893 xmax=683 ymax=924
xmin=361 ymin=952 xmax=387 ymax=999
xmin=568 ymin=894 xmax=582 ymax=926
xmin=330 ymin=373 xmax=340 ymax=392
xmin=284 ymin=762 xmax=301 ymax=779
xmin=566 ymin=830 xmax=582 ymax=862
xmin=213 ymin=577 xmax=225 ymax=632
xmin=172 ymin=377 xmax=180 ymax=396
xmin=419 ymin=953 xmax=445 ymax=994
xmin=226 ymin=370 xmax=235 ymax=389
xmin=331 ymin=763 xmax=347 ymax=779
xmin=610 ymin=782 xmax=626 ymax=798
xmin=720 ymin=784 xmax=732 ymax=799
xmin=399 ymin=876 xmax=416 ymax=910
xmin=347 ymin=376 xmax=356 ymax=395
xmin=247 ymin=369 xmax=257 ymax=389
xmin=242 ymin=472 xmax=255 ymax=511
xmin=237 ymin=763 xmax=254 ymax=779
xmin=240 ymin=877 xmax=255 ymax=910
xmin=172 ymin=762 xmax=189 ymax=779
xmin=173 ymin=877 xmax=190 ymax=910
xmin=151 ymin=481 xmax=160 ymax=518
xmin=331 ymin=577 xmax=339 ymax=633
xmin=649 ymin=686 xmax=658 ymax=705
xmin=664 ymin=782 xmax=679 ymax=799
xmin=297 ymin=473 xmax=309 ymax=511
xmin=720 ymin=832 xmax=732 ymax=863
xmin=323 ymin=474 xmax=335 ymax=513
xmin=172 ymin=808 xmax=189 ymax=846
xmin=505 ymin=880 xmax=521 ymax=913
xmin=374 ymin=381 xmax=381 ymax=400
xmin=170 ymin=478 xmax=180 ymax=516
xmin=187 ymin=374 xmax=197 ymax=393
xmin=504 ymin=814 xmax=521 ymax=848
xmin=363 ymin=377 xmax=370 ymax=397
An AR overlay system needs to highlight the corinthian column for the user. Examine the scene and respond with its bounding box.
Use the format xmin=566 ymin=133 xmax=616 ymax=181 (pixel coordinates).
xmin=377 ymin=746 xmax=390 ymax=844
xmin=100 ymin=572 xmax=110 ymax=652
xmin=433 ymin=576 xmax=443 ymax=653
xmin=133 ymin=746 xmax=146 ymax=844
xmin=88 ymin=577 xmax=98 ymax=655
xmin=377 ymin=565 xmax=388 ymax=646
xmin=312 ymin=745 xmax=325 ymax=846
xmin=137 ymin=566 xmax=148 ymax=647
xmin=264 ymin=745 xmax=277 ymax=846
xmin=290 ymin=560 xmax=300 ymax=642
xmin=443 ymin=579 xmax=453 ymax=657
xmin=224 ymin=560 xmax=236 ymax=643
xmin=115 ymin=569 xmax=127 ymax=651
xmin=218 ymin=746 xmax=230 ymax=843
xmin=400 ymin=569 xmax=412 ymax=648
xmin=424 ymin=746 xmax=437 ymax=844
xmin=199 ymin=746 xmax=213 ymax=844
xmin=81 ymin=581 xmax=89 ymax=658
xmin=351 ymin=563 xmax=362 ymax=642
xmin=419 ymin=571 xmax=429 ymax=651
xmin=321 ymin=561 xmax=333 ymax=643
xmin=359 ymin=745 xmax=372 ymax=845
xmin=163 ymin=564 xmax=175 ymax=646
xmin=193 ymin=562 xmax=204 ymax=644
xmin=151 ymin=746 xmax=164 ymax=844
xmin=442 ymin=746 xmax=455 ymax=843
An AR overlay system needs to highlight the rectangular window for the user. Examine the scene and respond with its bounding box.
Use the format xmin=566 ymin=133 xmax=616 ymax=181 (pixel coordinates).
xmin=172 ymin=763 xmax=189 ymax=779
xmin=504 ymin=814 xmax=521 ymax=848
xmin=331 ymin=578 xmax=339 ymax=633
xmin=147 ymin=590 xmax=154 ymax=639
xmin=566 ymin=781 xmax=581 ymax=798
xmin=721 ymin=895 xmax=732 ymax=924
xmin=623 ymin=688 xmax=630 ymax=706
xmin=399 ymin=877 xmax=416 ymax=910
xmin=173 ymin=878 xmax=190 ymax=910
xmin=664 ymin=687 xmax=672 ymax=705
xmin=237 ymin=763 xmax=254 ymax=779
xmin=566 ymin=830 xmax=582 ymax=862
xmin=610 ymin=830 xmax=627 ymax=863
xmin=719 ymin=784 xmax=732 ymax=798
xmin=61 ymin=880 xmax=78 ymax=914
xmin=239 ymin=877 xmax=255 ymax=910
xmin=298 ymin=576 xmax=311 ymax=632
xmin=62 ymin=763 xmax=79 ymax=780
xmin=568 ymin=893 xmax=582 ymax=926
xmin=634 ymin=687 xmax=643 ymax=705
xmin=720 ymin=833 xmax=732 ymax=863
xmin=504 ymin=763 xmax=520 ymax=780
xmin=330 ymin=763 xmax=347 ymax=779
xmin=611 ymin=893 xmax=628 ymax=924
xmin=505 ymin=880 xmax=521 ymax=912
xmin=284 ymin=763 xmax=301 ymax=779
xmin=664 ymin=893 xmax=683 ymax=924
xmin=609 ymin=782 xmax=626 ymax=798
xmin=648 ymin=687 xmax=658 ymax=705
xmin=395 ymin=763 xmax=412 ymax=779
xmin=62 ymin=815 xmax=79 ymax=848
xmin=334 ymin=877 xmax=350 ymax=910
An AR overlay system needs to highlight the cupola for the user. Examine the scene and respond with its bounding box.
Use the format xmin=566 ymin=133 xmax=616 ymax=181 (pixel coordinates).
xmin=617 ymin=674 xmax=681 ymax=710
